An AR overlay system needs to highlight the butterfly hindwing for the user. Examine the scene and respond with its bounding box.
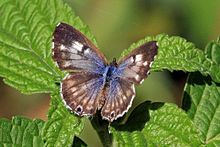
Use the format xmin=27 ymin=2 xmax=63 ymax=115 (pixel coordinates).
xmin=101 ymin=79 xmax=135 ymax=121
xmin=52 ymin=23 xmax=107 ymax=73
xmin=61 ymin=72 xmax=105 ymax=116
xmin=117 ymin=41 xmax=158 ymax=84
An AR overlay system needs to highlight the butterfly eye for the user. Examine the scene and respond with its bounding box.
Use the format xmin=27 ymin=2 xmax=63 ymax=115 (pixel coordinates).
xmin=76 ymin=105 xmax=83 ymax=114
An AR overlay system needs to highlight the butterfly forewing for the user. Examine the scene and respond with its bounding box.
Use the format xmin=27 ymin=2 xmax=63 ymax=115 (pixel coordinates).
xmin=117 ymin=41 xmax=158 ymax=84
xmin=61 ymin=72 xmax=105 ymax=116
xmin=52 ymin=23 xmax=107 ymax=73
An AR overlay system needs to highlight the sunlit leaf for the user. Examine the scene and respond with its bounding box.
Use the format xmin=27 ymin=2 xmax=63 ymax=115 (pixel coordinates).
xmin=0 ymin=116 xmax=44 ymax=146
xmin=42 ymin=92 xmax=84 ymax=147
xmin=111 ymin=103 xmax=203 ymax=146
xmin=183 ymin=73 xmax=220 ymax=145
xmin=205 ymin=36 xmax=220 ymax=65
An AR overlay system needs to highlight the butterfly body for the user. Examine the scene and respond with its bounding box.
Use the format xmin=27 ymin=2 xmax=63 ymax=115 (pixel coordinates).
xmin=103 ymin=62 xmax=118 ymax=84
xmin=52 ymin=23 xmax=158 ymax=122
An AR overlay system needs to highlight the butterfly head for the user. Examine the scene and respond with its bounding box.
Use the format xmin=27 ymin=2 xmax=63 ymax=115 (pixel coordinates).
xmin=110 ymin=58 xmax=118 ymax=67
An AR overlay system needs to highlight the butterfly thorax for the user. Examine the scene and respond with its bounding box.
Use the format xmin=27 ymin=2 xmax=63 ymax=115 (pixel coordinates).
xmin=103 ymin=58 xmax=118 ymax=84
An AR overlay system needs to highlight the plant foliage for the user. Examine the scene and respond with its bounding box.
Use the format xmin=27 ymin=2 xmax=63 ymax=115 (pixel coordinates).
xmin=110 ymin=102 xmax=203 ymax=146
xmin=0 ymin=116 xmax=44 ymax=146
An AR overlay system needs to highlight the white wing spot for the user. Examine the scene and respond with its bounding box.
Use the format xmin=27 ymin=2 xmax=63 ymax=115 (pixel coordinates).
xmin=135 ymin=54 xmax=143 ymax=62
xmin=135 ymin=75 xmax=140 ymax=81
xmin=60 ymin=44 xmax=66 ymax=50
xmin=131 ymin=84 xmax=135 ymax=94
xmin=65 ymin=103 xmax=72 ymax=111
xmin=73 ymin=41 xmax=83 ymax=51
xmin=131 ymin=94 xmax=135 ymax=101
xmin=149 ymin=62 xmax=153 ymax=67
xmin=56 ymin=22 xmax=61 ymax=27
xmin=52 ymin=42 xmax=55 ymax=49
xmin=140 ymin=79 xmax=144 ymax=84
xmin=69 ymin=54 xmax=83 ymax=59
xmin=130 ymin=57 xmax=134 ymax=63
xmin=84 ymin=48 xmax=90 ymax=54
xmin=143 ymin=61 xmax=148 ymax=66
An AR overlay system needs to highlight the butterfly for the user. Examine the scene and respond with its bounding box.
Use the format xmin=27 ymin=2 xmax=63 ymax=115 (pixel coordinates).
xmin=52 ymin=22 xmax=158 ymax=122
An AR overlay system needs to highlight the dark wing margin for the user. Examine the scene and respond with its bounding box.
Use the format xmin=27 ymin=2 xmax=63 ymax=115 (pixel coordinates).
xmin=117 ymin=41 xmax=158 ymax=84
xmin=101 ymin=79 xmax=135 ymax=122
xmin=52 ymin=22 xmax=107 ymax=73
xmin=61 ymin=72 xmax=105 ymax=116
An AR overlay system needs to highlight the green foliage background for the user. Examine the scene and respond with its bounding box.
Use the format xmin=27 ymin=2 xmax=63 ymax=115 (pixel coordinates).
xmin=0 ymin=0 xmax=220 ymax=146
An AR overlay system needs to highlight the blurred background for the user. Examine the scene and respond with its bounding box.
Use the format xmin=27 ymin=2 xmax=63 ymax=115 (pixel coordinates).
xmin=0 ymin=0 xmax=219 ymax=146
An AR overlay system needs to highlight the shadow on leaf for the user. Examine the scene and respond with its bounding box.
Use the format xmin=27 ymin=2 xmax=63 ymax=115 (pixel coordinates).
xmin=72 ymin=136 xmax=87 ymax=147
xmin=182 ymin=72 xmax=215 ymax=113
xmin=111 ymin=101 xmax=164 ymax=132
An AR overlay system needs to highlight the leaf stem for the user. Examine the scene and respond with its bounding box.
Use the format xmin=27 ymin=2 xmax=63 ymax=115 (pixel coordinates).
xmin=90 ymin=113 xmax=112 ymax=147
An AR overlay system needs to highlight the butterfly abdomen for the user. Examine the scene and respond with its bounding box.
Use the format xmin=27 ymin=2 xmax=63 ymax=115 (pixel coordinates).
xmin=98 ymin=86 xmax=109 ymax=110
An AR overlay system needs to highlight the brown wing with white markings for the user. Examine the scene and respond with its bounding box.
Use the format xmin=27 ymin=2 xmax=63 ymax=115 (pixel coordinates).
xmin=117 ymin=41 xmax=158 ymax=84
xmin=101 ymin=79 xmax=135 ymax=122
xmin=61 ymin=72 xmax=105 ymax=116
xmin=52 ymin=22 xmax=107 ymax=73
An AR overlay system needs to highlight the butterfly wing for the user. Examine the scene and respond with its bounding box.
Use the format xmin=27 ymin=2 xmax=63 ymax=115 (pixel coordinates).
xmin=101 ymin=41 xmax=158 ymax=121
xmin=53 ymin=23 xmax=107 ymax=116
xmin=52 ymin=23 xmax=158 ymax=121
xmin=101 ymin=78 xmax=135 ymax=121
xmin=117 ymin=41 xmax=158 ymax=84
xmin=61 ymin=72 xmax=105 ymax=116
xmin=52 ymin=22 xmax=107 ymax=73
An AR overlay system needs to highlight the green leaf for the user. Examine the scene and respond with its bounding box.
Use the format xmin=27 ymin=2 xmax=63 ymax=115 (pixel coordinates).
xmin=114 ymin=101 xmax=164 ymax=132
xmin=205 ymin=37 xmax=220 ymax=65
xmin=111 ymin=103 xmax=203 ymax=146
xmin=122 ymin=34 xmax=220 ymax=83
xmin=206 ymin=140 xmax=220 ymax=147
xmin=183 ymin=72 xmax=220 ymax=145
xmin=0 ymin=116 xmax=44 ymax=147
xmin=42 ymin=92 xmax=84 ymax=147
xmin=0 ymin=0 xmax=97 ymax=94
